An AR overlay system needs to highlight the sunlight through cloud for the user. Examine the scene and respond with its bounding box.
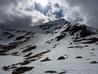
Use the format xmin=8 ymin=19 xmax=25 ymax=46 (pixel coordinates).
xmin=34 ymin=0 xmax=49 ymax=7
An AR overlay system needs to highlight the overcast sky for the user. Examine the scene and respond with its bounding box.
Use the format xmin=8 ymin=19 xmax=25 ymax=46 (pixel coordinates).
xmin=0 ymin=0 xmax=98 ymax=28
xmin=66 ymin=0 xmax=98 ymax=28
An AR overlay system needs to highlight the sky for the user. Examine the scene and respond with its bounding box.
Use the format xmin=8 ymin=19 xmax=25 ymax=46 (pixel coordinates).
xmin=0 ymin=0 xmax=98 ymax=28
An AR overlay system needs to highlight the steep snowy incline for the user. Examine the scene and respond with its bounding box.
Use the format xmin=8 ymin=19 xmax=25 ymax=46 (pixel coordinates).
xmin=0 ymin=19 xmax=98 ymax=74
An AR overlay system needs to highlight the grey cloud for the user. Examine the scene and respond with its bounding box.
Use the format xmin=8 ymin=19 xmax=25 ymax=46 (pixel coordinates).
xmin=0 ymin=0 xmax=33 ymax=26
xmin=0 ymin=0 xmax=67 ymax=26
xmin=35 ymin=3 xmax=51 ymax=15
xmin=0 ymin=15 xmax=32 ymax=26
xmin=0 ymin=0 xmax=19 ymax=8
xmin=66 ymin=0 xmax=98 ymax=28
xmin=0 ymin=0 xmax=98 ymax=28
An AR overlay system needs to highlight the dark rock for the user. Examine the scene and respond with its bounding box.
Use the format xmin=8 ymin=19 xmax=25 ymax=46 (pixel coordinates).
xmin=82 ymin=38 xmax=98 ymax=44
xmin=0 ymin=43 xmax=17 ymax=54
xmin=70 ymin=43 xmax=72 ymax=44
xmin=41 ymin=57 xmax=51 ymax=62
xmin=70 ymin=25 xmax=93 ymax=37
xmin=46 ymin=31 xmax=50 ymax=33
xmin=16 ymin=36 xmax=25 ymax=40
xmin=25 ymin=50 xmax=50 ymax=60
xmin=3 ymin=44 xmax=17 ymax=50
xmin=2 ymin=65 xmax=17 ymax=71
xmin=7 ymin=34 xmax=15 ymax=39
xmin=72 ymin=37 xmax=98 ymax=44
xmin=11 ymin=52 xmax=18 ymax=56
xmin=22 ymin=45 xmax=36 ymax=53
xmin=2 ymin=66 xmax=9 ymax=71
xmin=56 ymin=33 xmax=65 ymax=41
xmin=20 ymin=60 xmax=31 ymax=65
xmin=12 ymin=67 xmax=34 ymax=74
xmin=45 ymin=70 xmax=57 ymax=73
xmin=39 ymin=23 xmax=52 ymax=30
xmin=2 ymin=32 xmax=15 ymax=39
xmin=90 ymin=61 xmax=98 ymax=64
xmin=68 ymin=45 xmax=84 ymax=49
xmin=59 ymin=71 xmax=67 ymax=74
xmin=0 ymin=53 xmax=9 ymax=55
xmin=76 ymin=56 xmax=83 ymax=59
xmin=55 ymin=25 xmax=62 ymax=29
xmin=62 ymin=24 xmax=71 ymax=32
xmin=91 ymin=49 xmax=95 ymax=50
xmin=85 ymin=45 xmax=88 ymax=47
xmin=2 ymin=32 xmax=11 ymax=35
xmin=24 ymin=52 xmax=32 ymax=57
xmin=58 ymin=56 xmax=65 ymax=60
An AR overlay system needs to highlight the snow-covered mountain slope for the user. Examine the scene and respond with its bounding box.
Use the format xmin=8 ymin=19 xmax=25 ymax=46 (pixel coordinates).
xmin=0 ymin=19 xmax=98 ymax=74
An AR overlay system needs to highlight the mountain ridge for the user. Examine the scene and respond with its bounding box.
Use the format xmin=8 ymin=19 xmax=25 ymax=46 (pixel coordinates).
xmin=0 ymin=19 xmax=98 ymax=74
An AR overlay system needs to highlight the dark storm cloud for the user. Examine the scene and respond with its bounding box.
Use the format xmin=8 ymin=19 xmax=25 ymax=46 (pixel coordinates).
xmin=0 ymin=0 xmax=17 ymax=5
xmin=0 ymin=0 xmax=33 ymax=26
xmin=0 ymin=15 xmax=32 ymax=26
xmin=66 ymin=0 xmax=98 ymax=28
